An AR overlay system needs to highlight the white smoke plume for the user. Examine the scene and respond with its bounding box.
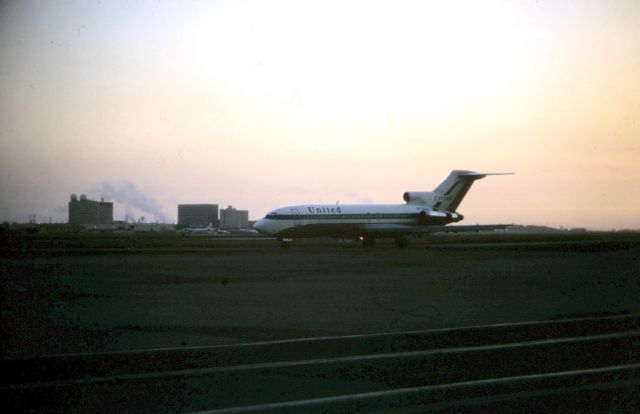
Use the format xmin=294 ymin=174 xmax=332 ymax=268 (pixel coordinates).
xmin=92 ymin=181 xmax=166 ymax=223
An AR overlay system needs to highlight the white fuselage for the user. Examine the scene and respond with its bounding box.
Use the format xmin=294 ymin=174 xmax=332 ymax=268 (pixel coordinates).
xmin=253 ymin=170 xmax=510 ymax=242
xmin=253 ymin=203 xmax=461 ymax=239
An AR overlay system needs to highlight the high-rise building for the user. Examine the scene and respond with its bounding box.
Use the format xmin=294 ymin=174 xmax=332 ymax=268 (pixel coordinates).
xmin=177 ymin=204 xmax=218 ymax=228
xmin=68 ymin=194 xmax=114 ymax=225
xmin=219 ymin=205 xmax=249 ymax=229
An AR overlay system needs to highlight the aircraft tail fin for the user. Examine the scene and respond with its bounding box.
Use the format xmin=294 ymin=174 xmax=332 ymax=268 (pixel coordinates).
xmin=433 ymin=170 xmax=512 ymax=211
xmin=404 ymin=170 xmax=512 ymax=211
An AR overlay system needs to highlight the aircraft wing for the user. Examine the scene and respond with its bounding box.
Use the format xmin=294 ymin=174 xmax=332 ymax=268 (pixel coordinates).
xmin=358 ymin=223 xmax=511 ymax=235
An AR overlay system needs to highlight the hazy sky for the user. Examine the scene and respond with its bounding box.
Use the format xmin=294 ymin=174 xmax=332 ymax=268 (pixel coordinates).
xmin=1 ymin=0 xmax=638 ymax=229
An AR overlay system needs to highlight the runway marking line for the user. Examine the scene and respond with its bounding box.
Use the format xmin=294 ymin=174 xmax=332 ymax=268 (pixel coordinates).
xmin=185 ymin=363 xmax=640 ymax=414
xmin=5 ymin=329 xmax=639 ymax=390
xmin=5 ymin=313 xmax=638 ymax=361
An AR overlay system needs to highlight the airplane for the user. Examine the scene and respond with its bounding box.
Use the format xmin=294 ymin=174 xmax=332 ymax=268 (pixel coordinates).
xmin=180 ymin=223 xmax=218 ymax=235
xmin=253 ymin=170 xmax=513 ymax=247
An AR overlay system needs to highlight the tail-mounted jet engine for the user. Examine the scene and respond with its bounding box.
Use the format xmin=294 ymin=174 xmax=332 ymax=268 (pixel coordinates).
xmin=403 ymin=191 xmax=433 ymax=205
xmin=417 ymin=209 xmax=464 ymax=224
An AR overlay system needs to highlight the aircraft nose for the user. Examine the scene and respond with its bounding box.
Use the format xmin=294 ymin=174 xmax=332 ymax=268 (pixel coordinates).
xmin=253 ymin=219 xmax=270 ymax=235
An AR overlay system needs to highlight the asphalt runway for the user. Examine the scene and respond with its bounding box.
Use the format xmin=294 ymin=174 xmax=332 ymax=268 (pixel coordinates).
xmin=2 ymin=235 xmax=639 ymax=356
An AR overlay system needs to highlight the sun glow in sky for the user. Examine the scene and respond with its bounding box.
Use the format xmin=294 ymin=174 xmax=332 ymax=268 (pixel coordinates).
xmin=1 ymin=0 xmax=639 ymax=229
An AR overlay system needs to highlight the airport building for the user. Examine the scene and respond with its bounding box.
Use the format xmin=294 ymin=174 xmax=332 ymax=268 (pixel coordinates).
xmin=68 ymin=194 xmax=114 ymax=225
xmin=219 ymin=205 xmax=249 ymax=229
xmin=177 ymin=204 xmax=218 ymax=228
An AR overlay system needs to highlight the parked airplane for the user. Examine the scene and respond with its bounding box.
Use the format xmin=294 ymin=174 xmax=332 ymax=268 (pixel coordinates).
xmin=180 ymin=223 xmax=219 ymax=235
xmin=253 ymin=170 xmax=512 ymax=246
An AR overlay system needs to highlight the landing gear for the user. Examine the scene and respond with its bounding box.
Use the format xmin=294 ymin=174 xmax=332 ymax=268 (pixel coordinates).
xmin=280 ymin=238 xmax=292 ymax=248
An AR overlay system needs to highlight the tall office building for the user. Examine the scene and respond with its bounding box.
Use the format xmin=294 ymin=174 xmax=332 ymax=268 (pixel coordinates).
xmin=177 ymin=204 xmax=218 ymax=228
xmin=219 ymin=205 xmax=249 ymax=229
xmin=68 ymin=194 xmax=114 ymax=225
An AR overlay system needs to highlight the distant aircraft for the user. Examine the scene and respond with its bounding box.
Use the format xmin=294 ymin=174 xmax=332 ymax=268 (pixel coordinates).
xmin=180 ymin=223 xmax=217 ymax=235
xmin=253 ymin=170 xmax=513 ymax=247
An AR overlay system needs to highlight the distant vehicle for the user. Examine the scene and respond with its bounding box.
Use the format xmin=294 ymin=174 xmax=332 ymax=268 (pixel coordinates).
xmin=253 ymin=170 xmax=512 ymax=247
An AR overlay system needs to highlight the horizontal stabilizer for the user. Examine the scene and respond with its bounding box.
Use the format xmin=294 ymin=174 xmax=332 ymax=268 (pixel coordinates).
xmin=457 ymin=172 xmax=514 ymax=178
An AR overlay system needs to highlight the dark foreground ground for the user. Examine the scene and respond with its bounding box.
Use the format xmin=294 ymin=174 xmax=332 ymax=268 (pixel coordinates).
xmin=1 ymin=232 xmax=639 ymax=356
